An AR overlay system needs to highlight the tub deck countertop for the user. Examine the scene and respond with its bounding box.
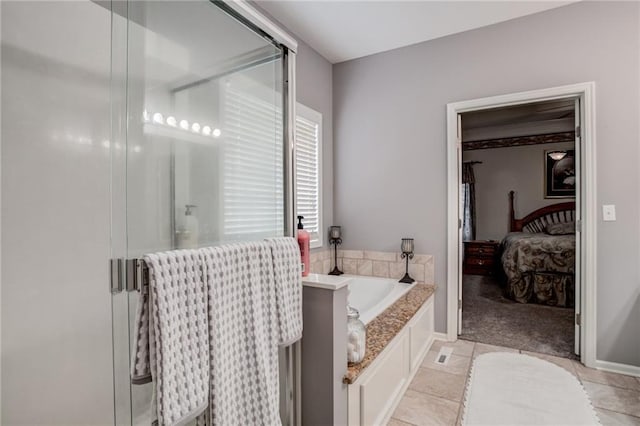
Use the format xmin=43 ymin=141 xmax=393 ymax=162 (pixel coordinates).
xmin=343 ymin=283 xmax=436 ymax=384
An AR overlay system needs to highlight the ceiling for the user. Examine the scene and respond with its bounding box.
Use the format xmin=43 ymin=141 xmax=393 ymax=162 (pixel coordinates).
xmin=258 ymin=1 xmax=578 ymax=64
xmin=461 ymin=99 xmax=576 ymax=146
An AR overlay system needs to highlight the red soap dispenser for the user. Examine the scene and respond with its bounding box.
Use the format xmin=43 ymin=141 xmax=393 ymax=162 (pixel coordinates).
xmin=297 ymin=215 xmax=310 ymax=277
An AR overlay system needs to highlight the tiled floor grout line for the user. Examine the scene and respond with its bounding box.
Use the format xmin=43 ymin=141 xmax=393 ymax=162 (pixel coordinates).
xmin=579 ymin=378 xmax=640 ymax=419
xmin=406 ymin=382 xmax=465 ymax=404
xmin=565 ymin=365 xmax=579 ymax=377
xmin=421 ymin=357 xmax=471 ymax=425
xmin=577 ymin=376 xmax=640 ymax=392
xmin=596 ymin=407 xmax=640 ymax=421
xmin=389 ymin=344 xmax=471 ymax=426
xmin=390 ymin=417 xmax=418 ymax=426
xmin=453 ymin=347 xmax=479 ymax=426
xmin=456 ymin=368 xmax=473 ymax=425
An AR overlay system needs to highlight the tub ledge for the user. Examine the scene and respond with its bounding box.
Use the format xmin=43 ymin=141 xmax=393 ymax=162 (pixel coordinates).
xmin=343 ymin=283 xmax=436 ymax=384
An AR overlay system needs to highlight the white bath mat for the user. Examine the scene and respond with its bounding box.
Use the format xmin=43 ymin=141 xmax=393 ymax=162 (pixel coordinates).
xmin=462 ymin=352 xmax=601 ymax=425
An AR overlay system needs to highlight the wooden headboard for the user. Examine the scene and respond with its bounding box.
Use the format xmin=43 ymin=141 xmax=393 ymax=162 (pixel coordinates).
xmin=509 ymin=190 xmax=575 ymax=233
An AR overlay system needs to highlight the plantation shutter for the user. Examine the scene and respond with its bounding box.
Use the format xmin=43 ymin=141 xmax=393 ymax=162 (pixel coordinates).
xmin=222 ymin=85 xmax=284 ymax=239
xmin=295 ymin=104 xmax=322 ymax=248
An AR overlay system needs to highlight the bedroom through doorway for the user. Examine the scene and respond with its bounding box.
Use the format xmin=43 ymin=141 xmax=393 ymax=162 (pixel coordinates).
xmin=458 ymin=99 xmax=580 ymax=359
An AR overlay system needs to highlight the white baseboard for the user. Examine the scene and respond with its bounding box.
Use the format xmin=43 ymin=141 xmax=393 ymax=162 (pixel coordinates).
xmin=593 ymin=359 xmax=640 ymax=378
xmin=433 ymin=332 xmax=450 ymax=342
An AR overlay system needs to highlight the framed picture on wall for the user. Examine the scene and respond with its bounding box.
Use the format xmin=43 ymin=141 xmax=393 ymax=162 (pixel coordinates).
xmin=544 ymin=149 xmax=575 ymax=198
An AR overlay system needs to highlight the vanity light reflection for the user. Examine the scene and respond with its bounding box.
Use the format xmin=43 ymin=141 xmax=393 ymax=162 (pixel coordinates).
xmin=143 ymin=110 xmax=222 ymax=139
xmin=152 ymin=112 xmax=164 ymax=124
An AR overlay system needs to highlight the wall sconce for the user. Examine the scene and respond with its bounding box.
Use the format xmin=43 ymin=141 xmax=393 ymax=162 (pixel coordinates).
xmin=399 ymin=238 xmax=415 ymax=283
xmin=328 ymin=226 xmax=343 ymax=275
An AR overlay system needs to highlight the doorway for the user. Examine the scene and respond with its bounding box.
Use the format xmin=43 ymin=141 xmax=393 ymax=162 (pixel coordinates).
xmin=446 ymin=83 xmax=597 ymax=367
xmin=459 ymin=99 xmax=578 ymax=358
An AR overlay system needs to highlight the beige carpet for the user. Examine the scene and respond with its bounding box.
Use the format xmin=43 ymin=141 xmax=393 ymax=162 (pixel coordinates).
xmin=463 ymin=352 xmax=600 ymax=425
xmin=460 ymin=274 xmax=576 ymax=359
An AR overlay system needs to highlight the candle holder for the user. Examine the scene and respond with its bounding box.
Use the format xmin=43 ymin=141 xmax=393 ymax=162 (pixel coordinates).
xmin=328 ymin=226 xmax=343 ymax=275
xmin=399 ymin=238 xmax=415 ymax=283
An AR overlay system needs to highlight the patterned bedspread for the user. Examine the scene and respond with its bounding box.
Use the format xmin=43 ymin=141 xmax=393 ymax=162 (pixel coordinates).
xmin=501 ymin=232 xmax=575 ymax=307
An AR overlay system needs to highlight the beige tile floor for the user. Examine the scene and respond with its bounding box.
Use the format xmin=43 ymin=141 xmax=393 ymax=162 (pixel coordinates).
xmin=388 ymin=340 xmax=640 ymax=426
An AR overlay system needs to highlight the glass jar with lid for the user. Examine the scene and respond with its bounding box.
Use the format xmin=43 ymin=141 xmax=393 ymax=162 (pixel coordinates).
xmin=347 ymin=306 xmax=366 ymax=363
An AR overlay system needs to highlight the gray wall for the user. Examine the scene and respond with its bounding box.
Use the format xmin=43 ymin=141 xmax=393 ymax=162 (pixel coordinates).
xmin=464 ymin=141 xmax=575 ymax=241
xmin=296 ymin=39 xmax=334 ymax=250
xmin=333 ymin=1 xmax=640 ymax=366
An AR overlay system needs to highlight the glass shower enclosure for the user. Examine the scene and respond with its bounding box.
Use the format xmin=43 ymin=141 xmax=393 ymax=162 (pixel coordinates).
xmin=110 ymin=1 xmax=297 ymax=424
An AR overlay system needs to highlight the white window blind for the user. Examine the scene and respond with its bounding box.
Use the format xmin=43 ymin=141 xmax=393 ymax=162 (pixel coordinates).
xmin=295 ymin=104 xmax=322 ymax=248
xmin=222 ymin=84 xmax=284 ymax=240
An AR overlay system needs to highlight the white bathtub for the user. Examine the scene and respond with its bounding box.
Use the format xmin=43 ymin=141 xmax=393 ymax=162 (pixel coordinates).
xmin=346 ymin=275 xmax=413 ymax=325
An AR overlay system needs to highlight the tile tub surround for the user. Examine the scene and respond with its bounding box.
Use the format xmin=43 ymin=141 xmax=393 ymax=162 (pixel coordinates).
xmin=309 ymin=249 xmax=332 ymax=274
xmin=343 ymin=283 xmax=436 ymax=384
xmin=309 ymin=249 xmax=435 ymax=284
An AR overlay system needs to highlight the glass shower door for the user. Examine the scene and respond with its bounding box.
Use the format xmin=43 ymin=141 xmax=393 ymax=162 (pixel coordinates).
xmin=111 ymin=1 xmax=288 ymax=424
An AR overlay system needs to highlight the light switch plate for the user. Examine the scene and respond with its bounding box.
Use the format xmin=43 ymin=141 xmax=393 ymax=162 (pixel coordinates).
xmin=603 ymin=204 xmax=616 ymax=221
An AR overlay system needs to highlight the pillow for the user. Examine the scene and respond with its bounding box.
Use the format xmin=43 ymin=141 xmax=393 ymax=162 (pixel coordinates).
xmin=545 ymin=222 xmax=575 ymax=235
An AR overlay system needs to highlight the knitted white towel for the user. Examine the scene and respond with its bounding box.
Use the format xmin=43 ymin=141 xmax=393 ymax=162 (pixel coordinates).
xmin=133 ymin=240 xmax=303 ymax=426
xmin=200 ymin=242 xmax=282 ymax=426
xmin=132 ymin=250 xmax=209 ymax=426
xmin=131 ymin=281 xmax=152 ymax=384
xmin=266 ymin=237 xmax=303 ymax=346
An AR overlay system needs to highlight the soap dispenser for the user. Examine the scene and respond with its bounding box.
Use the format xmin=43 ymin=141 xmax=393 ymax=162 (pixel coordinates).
xmin=184 ymin=204 xmax=199 ymax=248
xmin=297 ymin=215 xmax=310 ymax=277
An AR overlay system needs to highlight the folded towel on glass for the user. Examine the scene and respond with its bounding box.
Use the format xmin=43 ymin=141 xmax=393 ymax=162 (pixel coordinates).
xmin=133 ymin=238 xmax=303 ymax=426
xmin=199 ymin=242 xmax=280 ymax=425
xmin=266 ymin=237 xmax=303 ymax=346
xmin=131 ymin=250 xmax=209 ymax=426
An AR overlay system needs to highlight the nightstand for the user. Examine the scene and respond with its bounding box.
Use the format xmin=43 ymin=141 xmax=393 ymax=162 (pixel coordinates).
xmin=463 ymin=240 xmax=500 ymax=276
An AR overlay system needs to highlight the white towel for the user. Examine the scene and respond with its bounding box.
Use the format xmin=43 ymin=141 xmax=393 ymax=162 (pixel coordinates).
xmin=131 ymin=280 xmax=152 ymax=384
xmin=133 ymin=240 xmax=303 ymax=426
xmin=131 ymin=250 xmax=209 ymax=426
xmin=266 ymin=237 xmax=303 ymax=346
xmin=200 ymin=242 xmax=282 ymax=425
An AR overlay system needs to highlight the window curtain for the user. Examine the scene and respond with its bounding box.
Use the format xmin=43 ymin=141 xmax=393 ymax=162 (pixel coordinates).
xmin=462 ymin=162 xmax=477 ymax=241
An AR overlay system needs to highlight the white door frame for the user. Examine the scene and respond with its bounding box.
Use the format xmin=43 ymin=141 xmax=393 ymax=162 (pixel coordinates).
xmin=446 ymin=82 xmax=597 ymax=367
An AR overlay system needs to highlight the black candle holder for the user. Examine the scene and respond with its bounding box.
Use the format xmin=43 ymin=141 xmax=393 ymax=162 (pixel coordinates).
xmin=399 ymin=238 xmax=415 ymax=283
xmin=328 ymin=226 xmax=343 ymax=275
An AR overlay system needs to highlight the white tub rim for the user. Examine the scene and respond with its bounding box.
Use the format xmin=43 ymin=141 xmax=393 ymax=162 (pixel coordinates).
xmin=345 ymin=274 xmax=413 ymax=325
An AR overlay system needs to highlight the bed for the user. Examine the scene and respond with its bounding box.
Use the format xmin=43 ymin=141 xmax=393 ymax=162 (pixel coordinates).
xmin=500 ymin=191 xmax=576 ymax=307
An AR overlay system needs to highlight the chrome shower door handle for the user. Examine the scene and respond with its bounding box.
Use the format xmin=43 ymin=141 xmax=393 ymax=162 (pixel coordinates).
xmin=110 ymin=258 xmax=124 ymax=294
